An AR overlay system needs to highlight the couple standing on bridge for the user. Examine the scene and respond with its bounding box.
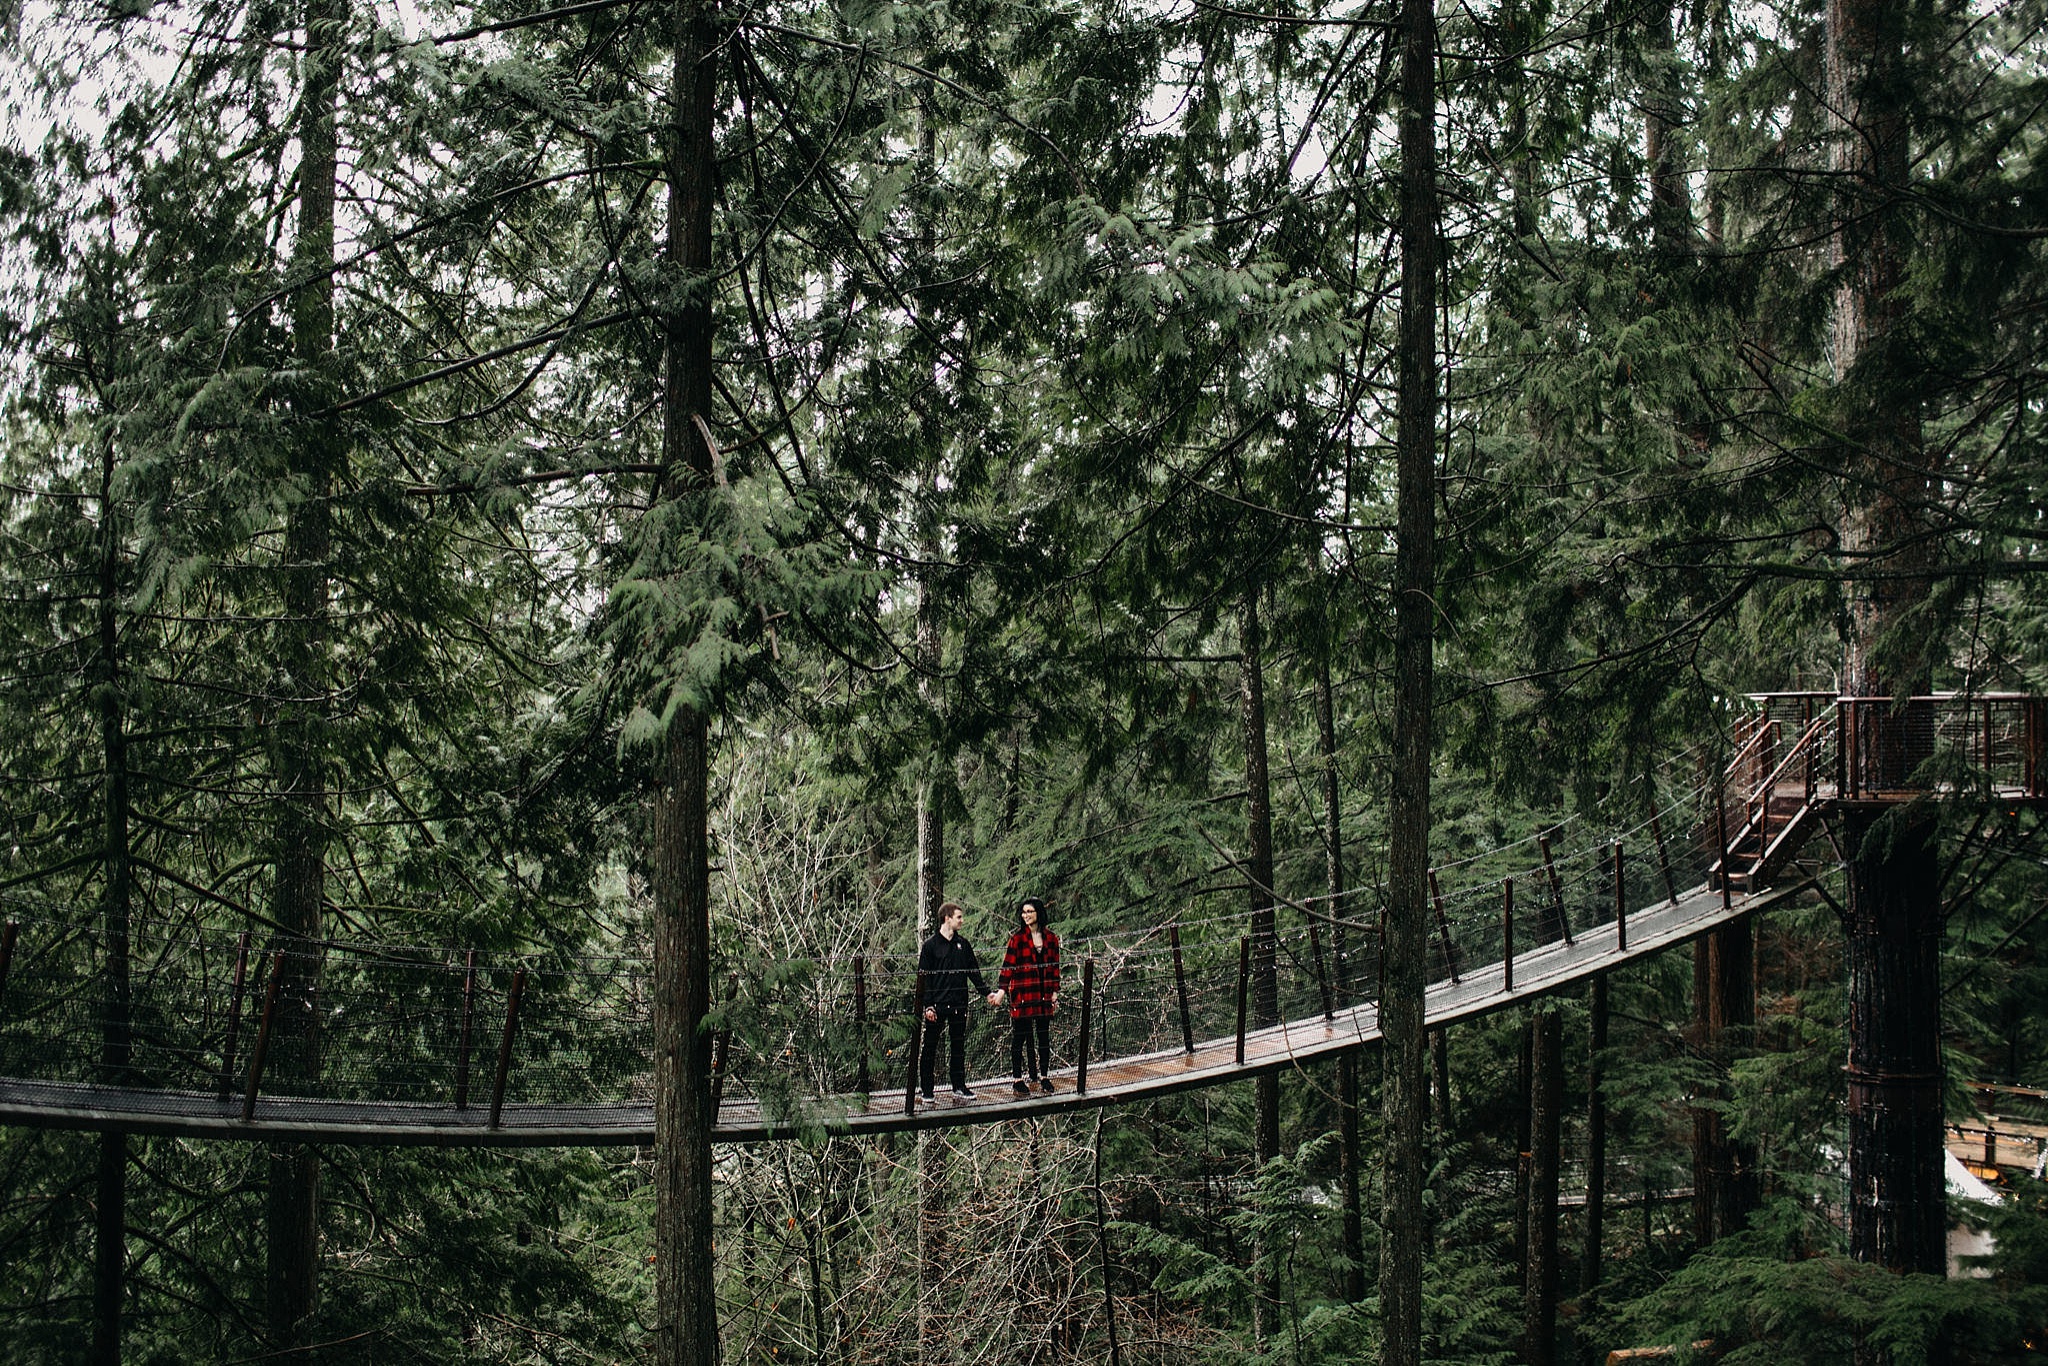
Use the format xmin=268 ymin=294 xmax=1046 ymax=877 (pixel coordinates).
xmin=917 ymin=898 xmax=1062 ymax=1102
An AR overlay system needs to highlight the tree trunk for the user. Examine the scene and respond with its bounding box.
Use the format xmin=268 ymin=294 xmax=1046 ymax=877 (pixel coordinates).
xmin=1694 ymin=920 xmax=1759 ymax=1246
xmin=1825 ymin=0 xmax=1942 ymax=1293
xmin=1431 ymin=1027 xmax=1452 ymax=1131
xmin=1313 ymin=633 xmax=1347 ymax=994
xmin=1514 ymin=1016 xmax=1532 ymax=1271
xmin=266 ymin=0 xmax=341 ymax=1347
xmin=1522 ymin=1008 xmax=1560 ymax=1366
xmin=1337 ymin=1050 xmax=1366 ymax=1303
xmin=1643 ymin=0 xmax=1690 ymax=253
xmin=915 ymin=575 xmax=944 ymax=937
xmin=1690 ymin=941 xmax=1716 ymax=1246
xmin=1844 ymin=809 xmax=1945 ymax=1275
xmin=1581 ymin=976 xmax=1608 ymax=1293
xmin=1379 ymin=0 xmax=1438 ymax=1359
xmin=1317 ymin=648 xmax=1365 ymax=1303
xmin=1238 ymin=590 xmax=1280 ymax=1338
xmin=652 ymin=3 xmax=720 ymax=1364
xmin=93 ymin=430 xmax=129 ymax=1366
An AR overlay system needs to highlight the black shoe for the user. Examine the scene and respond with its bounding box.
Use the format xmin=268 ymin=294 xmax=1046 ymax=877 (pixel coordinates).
xmin=1039 ymin=1078 xmax=1056 ymax=1094
xmin=1013 ymin=1080 xmax=1031 ymax=1097
xmin=951 ymin=1085 xmax=975 ymax=1098
xmin=920 ymin=1091 xmax=936 ymax=1103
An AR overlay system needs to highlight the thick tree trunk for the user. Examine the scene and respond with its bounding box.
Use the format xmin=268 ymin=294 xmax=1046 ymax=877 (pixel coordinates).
xmin=652 ymin=4 xmax=720 ymax=1364
xmin=266 ymin=0 xmax=341 ymax=1347
xmin=1692 ymin=920 xmax=1758 ymax=1246
xmin=93 ymin=432 xmax=129 ymax=1366
xmin=1379 ymin=0 xmax=1438 ymax=1360
xmin=1825 ymin=0 xmax=1944 ymax=1295
xmin=1522 ymin=1009 xmax=1560 ymax=1366
xmin=1844 ymin=810 xmax=1945 ymax=1275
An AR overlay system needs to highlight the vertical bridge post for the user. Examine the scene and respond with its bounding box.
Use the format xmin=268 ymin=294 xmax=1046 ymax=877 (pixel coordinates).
xmin=1501 ymin=879 xmax=1515 ymax=993
xmin=1309 ymin=919 xmax=1335 ymax=1021
xmin=1234 ymin=935 xmax=1250 ymax=1065
xmin=904 ymin=970 xmax=926 ymax=1116
xmin=853 ymin=955 xmax=870 ymax=1094
xmin=453 ymin=948 xmax=478 ymax=1110
xmin=1539 ymin=833 xmax=1571 ymax=944
xmin=1650 ymin=809 xmax=1678 ymax=903
xmin=1429 ymin=870 xmax=1459 ymax=984
xmin=1714 ymin=778 xmax=1734 ymax=908
xmin=217 ymin=931 xmax=249 ymax=1100
xmin=488 ymin=968 xmax=526 ymax=1130
xmin=1170 ymin=923 xmax=1194 ymax=1055
xmin=241 ymin=949 xmax=285 ymax=1123
xmin=1076 ymin=957 xmax=1095 ymax=1095
xmin=1613 ymin=843 xmax=1627 ymax=951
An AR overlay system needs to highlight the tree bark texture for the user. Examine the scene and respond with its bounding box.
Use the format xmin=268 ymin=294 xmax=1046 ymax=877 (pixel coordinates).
xmin=1692 ymin=920 xmax=1758 ymax=1247
xmin=1826 ymin=0 xmax=1943 ymax=1290
xmin=652 ymin=3 xmax=720 ymax=1363
xmin=1522 ymin=1008 xmax=1561 ymax=1366
xmin=1379 ymin=1 xmax=1437 ymax=1361
xmin=1844 ymin=810 xmax=1945 ymax=1276
xmin=1826 ymin=0 xmax=1930 ymax=690
xmin=94 ymin=430 xmax=129 ymax=1365
xmin=266 ymin=0 xmax=341 ymax=1346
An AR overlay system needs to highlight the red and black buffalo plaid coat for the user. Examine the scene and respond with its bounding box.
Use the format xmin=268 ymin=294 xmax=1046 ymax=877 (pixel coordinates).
xmin=998 ymin=929 xmax=1062 ymax=1019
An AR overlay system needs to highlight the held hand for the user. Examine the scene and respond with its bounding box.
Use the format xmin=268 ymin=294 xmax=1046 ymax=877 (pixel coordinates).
xmin=987 ymin=991 xmax=1004 ymax=1007
xmin=923 ymin=1007 xmax=937 ymax=1022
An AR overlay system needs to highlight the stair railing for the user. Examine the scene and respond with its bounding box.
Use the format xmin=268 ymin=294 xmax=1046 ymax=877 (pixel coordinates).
xmin=1742 ymin=712 xmax=1831 ymax=868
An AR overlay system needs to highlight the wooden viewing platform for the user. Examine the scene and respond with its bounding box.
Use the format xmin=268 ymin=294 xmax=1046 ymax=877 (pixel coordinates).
xmin=1710 ymin=692 xmax=2046 ymax=893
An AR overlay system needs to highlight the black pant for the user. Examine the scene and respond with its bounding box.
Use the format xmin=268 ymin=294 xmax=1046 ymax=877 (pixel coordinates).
xmin=1011 ymin=1016 xmax=1052 ymax=1080
xmin=920 ymin=1008 xmax=967 ymax=1094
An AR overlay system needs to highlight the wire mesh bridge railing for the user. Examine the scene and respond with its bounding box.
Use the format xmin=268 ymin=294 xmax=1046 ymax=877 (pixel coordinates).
xmin=0 ymin=781 xmax=1739 ymax=1138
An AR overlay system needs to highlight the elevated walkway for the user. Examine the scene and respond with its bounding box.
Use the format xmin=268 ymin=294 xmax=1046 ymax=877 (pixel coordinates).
xmin=0 ymin=878 xmax=1807 ymax=1145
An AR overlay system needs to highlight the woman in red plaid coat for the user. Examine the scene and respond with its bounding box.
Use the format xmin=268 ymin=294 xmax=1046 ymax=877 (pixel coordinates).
xmin=998 ymin=899 xmax=1061 ymax=1095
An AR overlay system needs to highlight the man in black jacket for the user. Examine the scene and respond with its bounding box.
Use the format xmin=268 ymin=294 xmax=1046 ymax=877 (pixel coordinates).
xmin=917 ymin=901 xmax=998 ymax=1099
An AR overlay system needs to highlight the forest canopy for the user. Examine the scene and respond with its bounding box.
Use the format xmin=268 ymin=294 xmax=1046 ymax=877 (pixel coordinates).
xmin=2 ymin=0 xmax=2046 ymax=1362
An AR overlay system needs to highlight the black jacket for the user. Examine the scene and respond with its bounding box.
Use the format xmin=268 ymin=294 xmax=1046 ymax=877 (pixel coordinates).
xmin=917 ymin=931 xmax=990 ymax=1011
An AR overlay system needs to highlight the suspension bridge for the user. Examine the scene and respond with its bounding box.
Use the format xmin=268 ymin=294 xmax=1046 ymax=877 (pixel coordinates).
xmin=0 ymin=693 xmax=2038 ymax=1147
